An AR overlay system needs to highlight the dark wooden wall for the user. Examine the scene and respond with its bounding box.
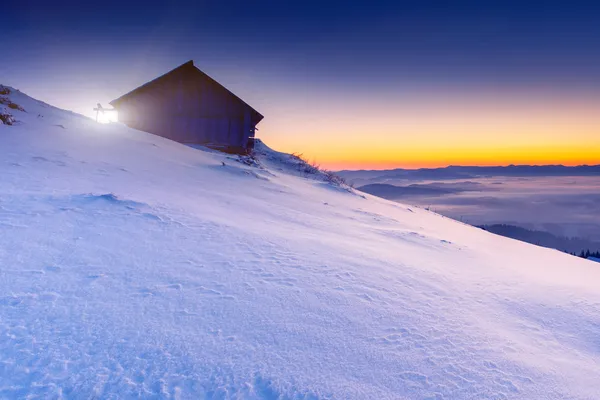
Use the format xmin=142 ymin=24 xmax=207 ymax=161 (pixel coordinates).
xmin=115 ymin=65 xmax=260 ymax=152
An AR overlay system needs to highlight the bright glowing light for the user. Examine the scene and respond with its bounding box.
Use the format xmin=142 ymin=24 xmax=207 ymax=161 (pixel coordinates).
xmin=97 ymin=110 xmax=118 ymax=124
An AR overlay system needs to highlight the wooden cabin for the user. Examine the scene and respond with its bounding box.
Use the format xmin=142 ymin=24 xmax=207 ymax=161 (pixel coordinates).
xmin=110 ymin=60 xmax=263 ymax=153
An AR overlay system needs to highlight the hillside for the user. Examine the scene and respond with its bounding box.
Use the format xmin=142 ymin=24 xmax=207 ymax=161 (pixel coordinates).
xmin=1 ymin=86 xmax=600 ymax=399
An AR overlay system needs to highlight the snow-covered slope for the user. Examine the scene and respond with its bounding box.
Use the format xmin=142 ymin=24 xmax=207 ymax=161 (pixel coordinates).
xmin=1 ymin=86 xmax=600 ymax=399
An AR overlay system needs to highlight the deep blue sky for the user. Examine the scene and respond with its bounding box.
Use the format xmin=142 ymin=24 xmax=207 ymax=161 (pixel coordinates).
xmin=3 ymin=0 xmax=600 ymax=168
xmin=6 ymin=0 xmax=600 ymax=84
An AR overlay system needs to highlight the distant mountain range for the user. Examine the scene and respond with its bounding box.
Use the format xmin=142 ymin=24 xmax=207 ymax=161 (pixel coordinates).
xmin=357 ymin=181 xmax=483 ymax=198
xmin=338 ymin=165 xmax=600 ymax=183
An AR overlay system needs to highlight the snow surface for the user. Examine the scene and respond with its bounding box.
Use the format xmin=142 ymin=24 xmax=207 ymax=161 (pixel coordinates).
xmin=1 ymin=86 xmax=600 ymax=399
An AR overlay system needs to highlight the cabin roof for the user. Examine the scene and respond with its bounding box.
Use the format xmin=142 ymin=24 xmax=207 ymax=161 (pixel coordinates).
xmin=109 ymin=60 xmax=263 ymax=123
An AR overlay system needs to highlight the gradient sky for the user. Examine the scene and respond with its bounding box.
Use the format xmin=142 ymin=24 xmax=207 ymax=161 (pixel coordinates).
xmin=3 ymin=0 xmax=600 ymax=169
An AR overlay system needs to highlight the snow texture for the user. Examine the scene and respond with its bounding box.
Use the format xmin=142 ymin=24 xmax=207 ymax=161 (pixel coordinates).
xmin=1 ymin=86 xmax=600 ymax=399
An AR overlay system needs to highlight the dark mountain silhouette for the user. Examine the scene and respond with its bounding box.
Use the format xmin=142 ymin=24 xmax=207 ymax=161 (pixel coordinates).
xmin=479 ymin=224 xmax=600 ymax=255
xmin=339 ymin=165 xmax=600 ymax=184
xmin=357 ymin=181 xmax=483 ymax=198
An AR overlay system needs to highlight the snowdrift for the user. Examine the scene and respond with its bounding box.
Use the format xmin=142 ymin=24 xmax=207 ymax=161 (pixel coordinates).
xmin=1 ymin=86 xmax=600 ymax=399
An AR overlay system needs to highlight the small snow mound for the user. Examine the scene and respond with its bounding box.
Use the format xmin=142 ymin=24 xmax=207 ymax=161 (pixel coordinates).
xmin=87 ymin=193 xmax=122 ymax=202
xmin=75 ymin=193 xmax=147 ymax=209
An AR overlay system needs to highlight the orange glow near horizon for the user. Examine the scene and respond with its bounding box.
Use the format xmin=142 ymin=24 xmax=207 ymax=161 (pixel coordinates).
xmin=318 ymin=144 xmax=600 ymax=171
xmin=270 ymin=142 xmax=600 ymax=171
xmin=258 ymin=90 xmax=600 ymax=170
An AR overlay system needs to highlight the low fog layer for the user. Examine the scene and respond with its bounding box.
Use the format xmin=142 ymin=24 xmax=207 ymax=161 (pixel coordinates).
xmin=346 ymin=175 xmax=600 ymax=242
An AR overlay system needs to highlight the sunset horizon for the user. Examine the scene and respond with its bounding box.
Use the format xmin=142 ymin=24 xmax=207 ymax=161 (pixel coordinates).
xmin=8 ymin=76 xmax=600 ymax=171
xmin=5 ymin=1 xmax=600 ymax=171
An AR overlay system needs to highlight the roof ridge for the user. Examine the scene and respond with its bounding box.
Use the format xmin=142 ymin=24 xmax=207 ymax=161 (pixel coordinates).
xmin=109 ymin=60 xmax=263 ymax=122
